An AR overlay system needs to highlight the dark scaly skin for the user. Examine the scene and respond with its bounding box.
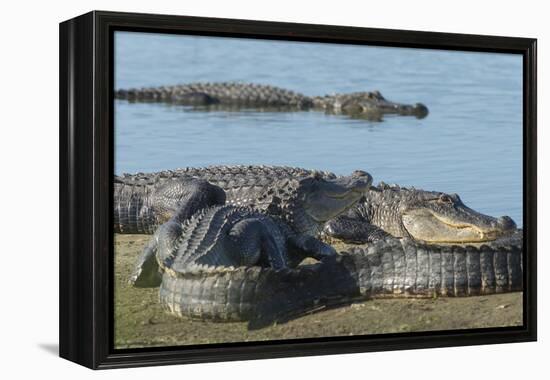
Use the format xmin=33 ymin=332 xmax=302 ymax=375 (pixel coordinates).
xmin=117 ymin=165 xmax=334 ymax=184
xmin=323 ymin=182 xmax=517 ymax=244
xmin=114 ymin=165 xmax=332 ymax=234
xmin=132 ymin=202 xmax=358 ymax=325
xmin=115 ymin=82 xmax=429 ymax=121
xmin=114 ymin=166 xmax=372 ymax=238
xmin=159 ymin=257 xmax=360 ymax=326
xmin=129 ymin=176 xmax=523 ymax=326
xmin=136 ymin=204 xmax=339 ymax=286
xmin=129 ymin=178 xmax=227 ymax=287
xmin=114 ymin=176 xmax=230 ymax=234
xmin=115 ymin=166 xmax=517 ymax=244
xmin=342 ymin=232 xmax=523 ymax=299
xmin=129 ymin=170 xmax=371 ymax=288
xmin=157 ymin=231 xmax=522 ymax=326
xmin=129 ymin=179 xmax=337 ymax=287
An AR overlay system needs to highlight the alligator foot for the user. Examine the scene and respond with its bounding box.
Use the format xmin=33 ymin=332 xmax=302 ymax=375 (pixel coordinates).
xmin=322 ymin=215 xmax=391 ymax=244
xmin=287 ymin=234 xmax=337 ymax=266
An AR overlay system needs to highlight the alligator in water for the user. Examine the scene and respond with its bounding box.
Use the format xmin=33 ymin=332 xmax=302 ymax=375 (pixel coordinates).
xmin=115 ymin=82 xmax=429 ymax=121
xmin=115 ymin=165 xmax=517 ymax=244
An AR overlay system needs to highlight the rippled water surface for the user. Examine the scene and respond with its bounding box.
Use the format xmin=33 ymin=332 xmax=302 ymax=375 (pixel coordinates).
xmin=114 ymin=32 xmax=523 ymax=225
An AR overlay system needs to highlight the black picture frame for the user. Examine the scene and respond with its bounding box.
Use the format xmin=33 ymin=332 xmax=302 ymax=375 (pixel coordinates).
xmin=59 ymin=10 xmax=537 ymax=369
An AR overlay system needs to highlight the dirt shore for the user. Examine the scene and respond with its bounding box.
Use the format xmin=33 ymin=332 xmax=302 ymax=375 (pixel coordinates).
xmin=114 ymin=234 xmax=522 ymax=349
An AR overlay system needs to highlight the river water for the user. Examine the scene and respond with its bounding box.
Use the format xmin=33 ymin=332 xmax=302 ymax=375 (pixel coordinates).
xmin=114 ymin=32 xmax=523 ymax=225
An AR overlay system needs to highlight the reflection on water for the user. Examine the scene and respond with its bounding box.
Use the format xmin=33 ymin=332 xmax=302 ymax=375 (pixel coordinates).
xmin=114 ymin=32 xmax=523 ymax=225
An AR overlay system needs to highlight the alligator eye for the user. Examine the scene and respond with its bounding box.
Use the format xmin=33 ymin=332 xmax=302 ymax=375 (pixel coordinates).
xmin=439 ymin=195 xmax=453 ymax=204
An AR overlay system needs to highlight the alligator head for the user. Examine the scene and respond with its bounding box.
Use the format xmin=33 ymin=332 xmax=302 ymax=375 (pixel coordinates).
xmin=329 ymin=91 xmax=429 ymax=120
xmin=283 ymin=170 xmax=372 ymax=235
xmin=370 ymin=184 xmax=517 ymax=243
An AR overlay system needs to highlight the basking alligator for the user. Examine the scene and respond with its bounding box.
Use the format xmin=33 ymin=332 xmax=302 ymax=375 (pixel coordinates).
xmin=114 ymin=166 xmax=370 ymax=236
xmin=129 ymin=170 xmax=371 ymax=286
xmin=128 ymin=175 xmax=522 ymax=326
xmin=323 ymin=182 xmax=517 ymax=244
xmin=115 ymin=82 xmax=429 ymax=121
xmin=132 ymin=204 xmax=340 ymax=287
xmin=115 ymin=165 xmax=516 ymax=244
xmin=134 ymin=201 xmax=523 ymax=325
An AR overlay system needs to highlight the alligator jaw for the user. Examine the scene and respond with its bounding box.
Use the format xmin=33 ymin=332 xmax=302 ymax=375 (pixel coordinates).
xmin=304 ymin=172 xmax=372 ymax=223
xmin=361 ymin=101 xmax=429 ymax=119
xmin=308 ymin=188 xmax=366 ymax=224
xmin=402 ymin=210 xmax=509 ymax=243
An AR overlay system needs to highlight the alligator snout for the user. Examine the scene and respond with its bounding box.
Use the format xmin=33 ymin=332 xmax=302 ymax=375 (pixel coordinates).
xmin=352 ymin=170 xmax=369 ymax=177
xmin=495 ymin=216 xmax=517 ymax=231
xmin=413 ymin=103 xmax=429 ymax=119
xmin=346 ymin=171 xmax=372 ymax=193
xmin=392 ymin=102 xmax=429 ymax=119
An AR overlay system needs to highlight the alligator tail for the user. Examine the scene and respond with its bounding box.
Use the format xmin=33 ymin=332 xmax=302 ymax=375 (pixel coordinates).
xmin=159 ymin=259 xmax=361 ymax=328
xmin=113 ymin=183 xmax=158 ymax=234
xmin=158 ymin=238 xmax=523 ymax=328
xmin=345 ymin=238 xmax=523 ymax=298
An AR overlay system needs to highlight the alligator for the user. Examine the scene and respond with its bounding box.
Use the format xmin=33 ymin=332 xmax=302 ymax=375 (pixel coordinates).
xmin=114 ymin=166 xmax=371 ymax=237
xmin=134 ymin=201 xmax=523 ymax=326
xmin=131 ymin=204 xmax=343 ymax=287
xmin=323 ymin=182 xmax=517 ymax=244
xmin=115 ymin=165 xmax=517 ymax=244
xmin=128 ymin=170 xmax=374 ymax=303
xmin=114 ymin=82 xmax=429 ymax=121
xmin=129 ymin=170 xmax=371 ymax=286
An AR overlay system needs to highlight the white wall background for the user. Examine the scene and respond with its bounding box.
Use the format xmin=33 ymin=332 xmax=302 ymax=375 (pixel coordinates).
xmin=0 ymin=0 xmax=546 ymax=377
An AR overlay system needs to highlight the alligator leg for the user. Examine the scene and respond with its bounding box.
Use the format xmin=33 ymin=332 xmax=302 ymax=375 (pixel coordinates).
xmin=129 ymin=219 xmax=184 ymax=287
xmin=322 ymin=215 xmax=391 ymax=244
xmin=227 ymin=218 xmax=289 ymax=269
xmin=129 ymin=236 xmax=162 ymax=287
xmin=286 ymin=234 xmax=337 ymax=266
